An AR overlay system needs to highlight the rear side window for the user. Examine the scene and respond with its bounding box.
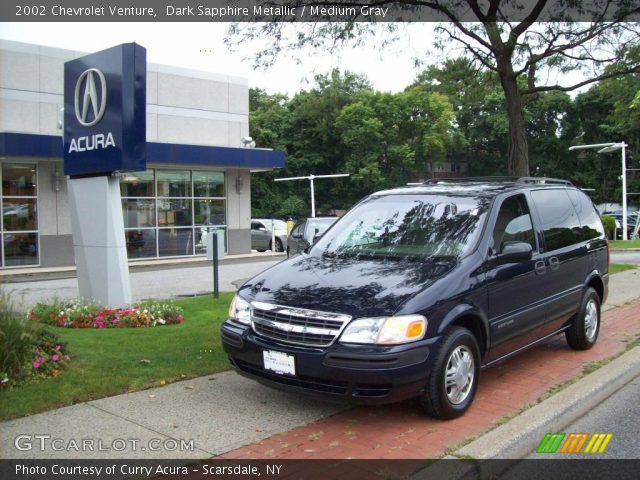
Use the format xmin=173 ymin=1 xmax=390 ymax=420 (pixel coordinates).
xmin=530 ymin=189 xmax=581 ymax=251
xmin=566 ymin=189 xmax=605 ymax=241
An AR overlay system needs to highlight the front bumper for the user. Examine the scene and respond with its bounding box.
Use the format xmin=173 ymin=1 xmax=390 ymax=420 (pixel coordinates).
xmin=221 ymin=319 xmax=440 ymax=405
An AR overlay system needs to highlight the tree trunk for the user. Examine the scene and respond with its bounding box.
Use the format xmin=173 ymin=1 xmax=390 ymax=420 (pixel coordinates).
xmin=500 ymin=73 xmax=530 ymax=176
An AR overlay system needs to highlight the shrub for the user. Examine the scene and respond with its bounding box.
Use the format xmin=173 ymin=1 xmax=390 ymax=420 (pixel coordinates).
xmin=601 ymin=215 xmax=616 ymax=240
xmin=1 ymin=292 xmax=71 ymax=388
xmin=0 ymin=298 xmax=34 ymax=387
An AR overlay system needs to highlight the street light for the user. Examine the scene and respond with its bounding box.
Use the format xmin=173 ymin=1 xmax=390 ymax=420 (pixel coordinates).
xmin=274 ymin=174 xmax=350 ymax=217
xmin=568 ymin=142 xmax=628 ymax=240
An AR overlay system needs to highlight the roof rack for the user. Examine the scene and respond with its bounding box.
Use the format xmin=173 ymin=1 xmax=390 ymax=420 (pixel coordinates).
xmin=515 ymin=177 xmax=573 ymax=186
xmin=422 ymin=176 xmax=573 ymax=186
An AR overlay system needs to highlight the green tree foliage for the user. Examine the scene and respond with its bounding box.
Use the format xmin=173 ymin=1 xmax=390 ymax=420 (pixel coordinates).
xmin=228 ymin=1 xmax=640 ymax=176
xmin=249 ymin=52 xmax=640 ymax=216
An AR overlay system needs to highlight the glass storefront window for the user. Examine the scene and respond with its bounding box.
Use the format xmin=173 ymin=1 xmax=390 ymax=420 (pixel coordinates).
xmin=2 ymin=163 xmax=37 ymax=196
xmin=194 ymin=227 xmax=227 ymax=255
xmin=157 ymin=170 xmax=191 ymax=197
xmin=157 ymin=199 xmax=192 ymax=227
xmin=120 ymin=168 xmax=227 ymax=261
xmin=3 ymin=198 xmax=37 ymax=231
xmin=122 ymin=199 xmax=155 ymax=228
xmin=158 ymin=228 xmax=194 ymax=257
xmin=193 ymin=171 xmax=225 ymax=197
xmin=125 ymin=229 xmax=157 ymax=259
xmin=194 ymin=199 xmax=225 ymax=225
xmin=2 ymin=163 xmax=38 ymax=267
xmin=3 ymin=232 xmax=38 ymax=266
xmin=120 ymin=170 xmax=155 ymax=197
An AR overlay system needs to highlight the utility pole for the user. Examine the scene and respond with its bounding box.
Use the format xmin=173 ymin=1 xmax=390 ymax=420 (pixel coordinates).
xmin=274 ymin=174 xmax=350 ymax=217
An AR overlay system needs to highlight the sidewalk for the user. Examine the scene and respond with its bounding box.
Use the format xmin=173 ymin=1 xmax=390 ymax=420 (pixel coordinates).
xmin=1 ymin=270 xmax=639 ymax=460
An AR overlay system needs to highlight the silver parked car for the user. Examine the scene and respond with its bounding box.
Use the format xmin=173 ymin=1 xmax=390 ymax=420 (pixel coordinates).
xmin=251 ymin=219 xmax=288 ymax=252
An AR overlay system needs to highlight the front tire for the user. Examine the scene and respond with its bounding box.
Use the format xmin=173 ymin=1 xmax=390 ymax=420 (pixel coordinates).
xmin=419 ymin=327 xmax=480 ymax=420
xmin=565 ymin=287 xmax=600 ymax=350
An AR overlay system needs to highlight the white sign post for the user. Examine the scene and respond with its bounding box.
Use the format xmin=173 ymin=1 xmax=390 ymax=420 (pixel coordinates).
xmin=68 ymin=175 xmax=132 ymax=306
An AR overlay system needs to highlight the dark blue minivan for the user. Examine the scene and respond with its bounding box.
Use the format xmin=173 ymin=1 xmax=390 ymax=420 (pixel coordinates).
xmin=221 ymin=177 xmax=608 ymax=419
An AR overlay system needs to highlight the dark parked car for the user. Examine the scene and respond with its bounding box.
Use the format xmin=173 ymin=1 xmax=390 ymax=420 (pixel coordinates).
xmin=222 ymin=177 xmax=608 ymax=419
xmin=286 ymin=217 xmax=337 ymax=256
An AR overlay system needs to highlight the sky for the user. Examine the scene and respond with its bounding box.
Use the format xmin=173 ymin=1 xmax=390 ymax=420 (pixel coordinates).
xmin=0 ymin=22 xmax=437 ymax=96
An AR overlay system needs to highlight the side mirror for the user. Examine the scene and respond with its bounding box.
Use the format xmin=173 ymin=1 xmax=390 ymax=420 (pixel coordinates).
xmin=495 ymin=241 xmax=533 ymax=264
xmin=258 ymin=227 xmax=267 ymax=232
xmin=291 ymin=231 xmax=303 ymax=239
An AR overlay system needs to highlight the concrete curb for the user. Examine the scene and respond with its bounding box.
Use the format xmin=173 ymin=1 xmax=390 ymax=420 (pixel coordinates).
xmin=457 ymin=346 xmax=640 ymax=459
xmin=413 ymin=347 xmax=640 ymax=479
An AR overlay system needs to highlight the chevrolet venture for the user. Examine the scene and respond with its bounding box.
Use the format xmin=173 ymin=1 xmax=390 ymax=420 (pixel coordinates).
xmin=222 ymin=177 xmax=608 ymax=419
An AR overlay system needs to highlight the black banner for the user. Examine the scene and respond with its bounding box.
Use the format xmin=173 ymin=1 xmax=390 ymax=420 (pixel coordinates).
xmin=2 ymin=0 xmax=640 ymax=23
xmin=2 ymin=459 xmax=640 ymax=480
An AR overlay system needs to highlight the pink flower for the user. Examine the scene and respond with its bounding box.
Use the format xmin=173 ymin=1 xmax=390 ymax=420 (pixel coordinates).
xmin=33 ymin=361 xmax=40 ymax=369
xmin=52 ymin=354 xmax=60 ymax=362
xmin=55 ymin=345 xmax=61 ymax=352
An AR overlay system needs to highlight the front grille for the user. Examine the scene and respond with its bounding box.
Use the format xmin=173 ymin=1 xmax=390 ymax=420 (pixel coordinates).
xmin=250 ymin=301 xmax=351 ymax=347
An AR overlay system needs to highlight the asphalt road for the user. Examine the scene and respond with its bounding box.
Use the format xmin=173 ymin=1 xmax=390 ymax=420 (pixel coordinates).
xmin=610 ymin=250 xmax=640 ymax=264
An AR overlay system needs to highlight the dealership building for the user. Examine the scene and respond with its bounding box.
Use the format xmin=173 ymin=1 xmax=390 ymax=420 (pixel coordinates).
xmin=0 ymin=40 xmax=284 ymax=269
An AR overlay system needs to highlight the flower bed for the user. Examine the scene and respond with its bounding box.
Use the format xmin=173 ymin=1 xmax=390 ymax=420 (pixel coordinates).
xmin=28 ymin=300 xmax=184 ymax=329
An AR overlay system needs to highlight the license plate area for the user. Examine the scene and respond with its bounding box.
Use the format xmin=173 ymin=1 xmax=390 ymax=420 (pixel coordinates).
xmin=263 ymin=350 xmax=296 ymax=376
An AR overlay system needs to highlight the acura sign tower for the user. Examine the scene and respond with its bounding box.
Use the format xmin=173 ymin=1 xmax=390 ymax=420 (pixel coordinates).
xmin=64 ymin=44 xmax=146 ymax=307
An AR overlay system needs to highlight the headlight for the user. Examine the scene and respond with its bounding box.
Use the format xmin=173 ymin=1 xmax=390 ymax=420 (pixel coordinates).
xmin=228 ymin=294 xmax=251 ymax=325
xmin=339 ymin=315 xmax=427 ymax=345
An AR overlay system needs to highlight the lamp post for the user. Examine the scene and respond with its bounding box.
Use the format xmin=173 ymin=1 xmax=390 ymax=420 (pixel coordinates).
xmin=274 ymin=174 xmax=350 ymax=217
xmin=568 ymin=142 xmax=628 ymax=240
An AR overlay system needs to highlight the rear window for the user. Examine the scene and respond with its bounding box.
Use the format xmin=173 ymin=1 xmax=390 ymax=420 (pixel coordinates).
xmin=530 ymin=189 xmax=582 ymax=250
xmin=566 ymin=189 xmax=605 ymax=241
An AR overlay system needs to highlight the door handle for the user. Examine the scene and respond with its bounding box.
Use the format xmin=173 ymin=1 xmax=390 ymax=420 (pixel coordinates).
xmin=535 ymin=260 xmax=546 ymax=275
xmin=549 ymin=256 xmax=560 ymax=271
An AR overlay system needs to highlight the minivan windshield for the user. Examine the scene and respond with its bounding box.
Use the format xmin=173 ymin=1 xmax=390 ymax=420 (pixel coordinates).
xmin=311 ymin=194 xmax=489 ymax=261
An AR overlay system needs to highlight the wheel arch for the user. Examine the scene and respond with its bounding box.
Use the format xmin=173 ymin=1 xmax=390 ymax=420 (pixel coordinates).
xmin=585 ymin=272 xmax=605 ymax=304
xmin=436 ymin=304 xmax=489 ymax=358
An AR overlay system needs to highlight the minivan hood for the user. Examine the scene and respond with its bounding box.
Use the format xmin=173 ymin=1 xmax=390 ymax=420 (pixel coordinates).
xmin=238 ymin=253 xmax=456 ymax=318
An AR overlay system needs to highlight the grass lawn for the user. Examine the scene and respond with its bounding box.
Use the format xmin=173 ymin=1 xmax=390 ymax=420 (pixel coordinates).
xmin=0 ymin=292 xmax=234 ymax=421
xmin=610 ymin=239 xmax=640 ymax=249
xmin=610 ymin=263 xmax=638 ymax=274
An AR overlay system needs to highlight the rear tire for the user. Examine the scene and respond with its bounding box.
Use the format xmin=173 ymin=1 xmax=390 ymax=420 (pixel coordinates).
xmin=270 ymin=238 xmax=284 ymax=253
xmin=565 ymin=287 xmax=600 ymax=350
xmin=419 ymin=327 xmax=480 ymax=420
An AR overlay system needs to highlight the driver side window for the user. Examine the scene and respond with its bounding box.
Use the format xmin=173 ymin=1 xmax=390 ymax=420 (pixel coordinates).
xmin=492 ymin=195 xmax=537 ymax=253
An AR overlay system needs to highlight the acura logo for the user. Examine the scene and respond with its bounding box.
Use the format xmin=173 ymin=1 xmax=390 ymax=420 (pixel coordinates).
xmin=74 ymin=68 xmax=107 ymax=127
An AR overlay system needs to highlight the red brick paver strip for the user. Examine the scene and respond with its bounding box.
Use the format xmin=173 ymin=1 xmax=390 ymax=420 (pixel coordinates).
xmin=221 ymin=299 xmax=640 ymax=459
